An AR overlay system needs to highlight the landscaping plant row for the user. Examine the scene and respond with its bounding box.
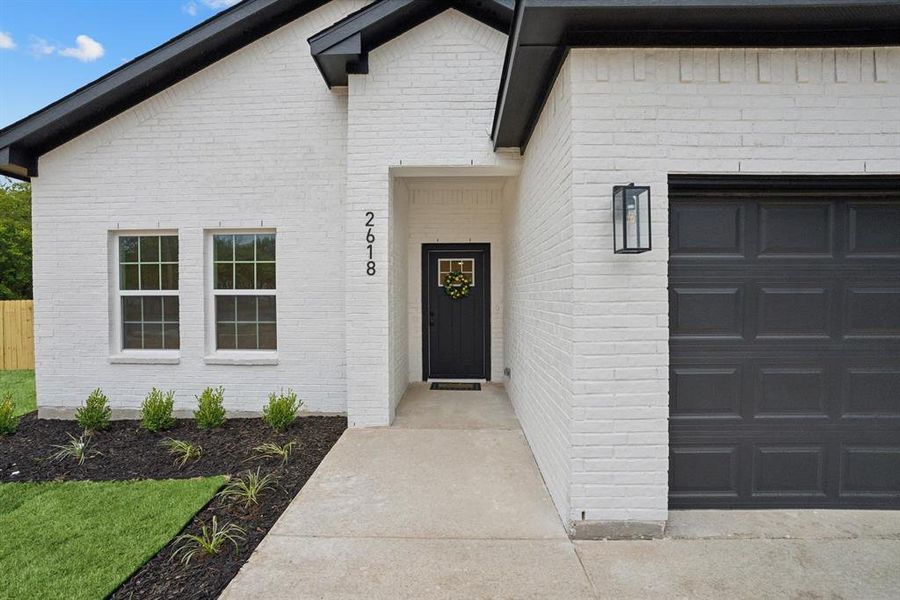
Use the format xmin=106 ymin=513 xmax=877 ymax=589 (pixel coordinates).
xmin=0 ymin=385 xmax=331 ymax=593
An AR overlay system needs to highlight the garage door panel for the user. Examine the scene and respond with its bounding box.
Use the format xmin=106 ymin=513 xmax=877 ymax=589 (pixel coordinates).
xmin=669 ymin=176 xmax=900 ymax=509
xmin=758 ymin=203 xmax=834 ymax=257
xmin=842 ymin=368 xmax=900 ymax=417
xmin=669 ymin=446 xmax=740 ymax=498
xmin=671 ymin=202 xmax=745 ymax=256
xmin=847 ymin=203 xmax=900 ymax=256
xmin=671 ymin=366 xmax=742 ymax=419
xmin=840 ymin=446 xmax=900 ymax=497
xmin=757 ymin=285 xmax=832 ymax=338
xmin=671 ymin=286 xmax=743 ymax=338
xmin=844 ymin=287 xmax=900 ymax=337
xmin=751 ymin=446 xmax=827 ymax=497
xmin=755 ymin=366 xmax=829 ymax=418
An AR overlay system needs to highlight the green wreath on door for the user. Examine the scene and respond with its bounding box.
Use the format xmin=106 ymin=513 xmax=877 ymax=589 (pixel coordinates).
xmin=442 ymin=271 xmax=472 ymax=300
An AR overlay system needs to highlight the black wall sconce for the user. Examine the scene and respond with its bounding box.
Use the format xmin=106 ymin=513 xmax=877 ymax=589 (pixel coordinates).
xmin=613 ymin=184 xmax=651 ymax=254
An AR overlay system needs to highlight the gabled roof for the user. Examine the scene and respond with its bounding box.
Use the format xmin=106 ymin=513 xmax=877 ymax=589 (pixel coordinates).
xmin=493 ymin=0 xmax=900 ymax=149
xmin=308 ymin=0 xmax=514 ymax=87
xmin=0 ymin=0 xmax=331 ymax=180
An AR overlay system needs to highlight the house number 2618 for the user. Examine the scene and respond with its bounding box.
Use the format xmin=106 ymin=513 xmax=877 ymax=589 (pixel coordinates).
xmin=365 ymin=211 xmax=376 ymax=276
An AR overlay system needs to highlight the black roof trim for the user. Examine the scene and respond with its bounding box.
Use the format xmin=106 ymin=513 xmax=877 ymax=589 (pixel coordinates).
xmin=309 ymin=0 xmax=514 ymax=88
xmin=0 ymin=0 xmax=331 ymax=180
xmin=493 ymin=0 xmax=900 ymax=150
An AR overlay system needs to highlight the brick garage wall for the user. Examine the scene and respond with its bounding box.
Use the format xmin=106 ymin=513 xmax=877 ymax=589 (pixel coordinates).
xmin=345 ymin=10 xmax=517 ymax=426
xmin=30 ymin=1 xmax=368 ymax=415
xmin=505 ymin=59 xmax=575 ymax=524
xmin=568 ymin=47 xmax=900 ymax=525
xmin=404 ymin=177 xmax=506 ymax=382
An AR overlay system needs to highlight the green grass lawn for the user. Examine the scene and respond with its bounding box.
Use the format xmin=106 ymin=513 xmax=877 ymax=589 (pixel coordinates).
xmin=0 ymin=477 xmax=225 ymax=600
xmin=0 ymin=369 xmax=36 ymax=416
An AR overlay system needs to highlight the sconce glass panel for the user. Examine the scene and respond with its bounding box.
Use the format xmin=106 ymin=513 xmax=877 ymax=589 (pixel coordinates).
xmin=613 ymin=184 xmax=651 ymax=253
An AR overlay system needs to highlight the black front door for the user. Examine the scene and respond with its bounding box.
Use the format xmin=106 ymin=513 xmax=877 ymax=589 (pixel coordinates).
xmin=422 ymin=244 xmax=490 ymax=380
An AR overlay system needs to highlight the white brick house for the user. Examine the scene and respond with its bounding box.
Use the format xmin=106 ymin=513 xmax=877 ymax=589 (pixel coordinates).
xmin=2 ymin=0 xmax=899 ymax=536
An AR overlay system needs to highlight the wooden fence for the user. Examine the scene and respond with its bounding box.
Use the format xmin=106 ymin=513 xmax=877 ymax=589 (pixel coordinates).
xmin=0 ymin=300 xmax=35 ymax=370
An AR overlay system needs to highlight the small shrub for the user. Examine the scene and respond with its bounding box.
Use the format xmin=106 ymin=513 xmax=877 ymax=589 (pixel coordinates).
xmin=48 ymin=433 xmax=99 ymax=465
xmin=194 ymin=386 xmax=226 ymax=429
xmin=140 ymin=388 xmax=175 ymax=432
xmin=171 ymin=516 xmax=245 ymax=566
xmin=0 ymin=393 xmax=18 ymax=436
xmin=218 ymin=467 xmax=277 ymax=508
xmin=252 ymin=441 xmax=297 ymax=466
xmin=75 ymin=388 xmax=112 ymax=433
xmin=162 ymin=438 xmax=202 ymax=467
xmin=263 ymin=389 xmax=301 ymax=432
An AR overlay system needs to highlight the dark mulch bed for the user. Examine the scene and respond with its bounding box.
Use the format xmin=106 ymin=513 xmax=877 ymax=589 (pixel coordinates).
xmin=0 ymin=413 xmax=346 ymax=599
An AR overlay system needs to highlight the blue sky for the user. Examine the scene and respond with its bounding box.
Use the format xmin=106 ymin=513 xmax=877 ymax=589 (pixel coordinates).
xmin=0 ymin=0 xmax=241 ymax=128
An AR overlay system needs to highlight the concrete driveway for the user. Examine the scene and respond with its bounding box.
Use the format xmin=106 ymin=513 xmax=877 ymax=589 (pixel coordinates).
xmin=221 ymin=383 xmax=900 ymax=599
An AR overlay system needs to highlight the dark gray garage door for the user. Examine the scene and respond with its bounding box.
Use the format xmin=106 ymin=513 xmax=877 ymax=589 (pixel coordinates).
xmin=668 ymin=175 xmax=900 ymax=509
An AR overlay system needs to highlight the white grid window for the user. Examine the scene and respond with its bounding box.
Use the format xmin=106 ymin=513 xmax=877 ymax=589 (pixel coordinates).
xmin=117 ymin=234 xmax=179 ymax=350
xmin=212 ymin=233 xmax=277 ymax=350
xmin=438 ymin=258 xmax=475 ymax=287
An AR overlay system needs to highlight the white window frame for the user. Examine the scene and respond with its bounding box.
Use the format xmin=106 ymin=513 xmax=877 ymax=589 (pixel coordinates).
xmin=109 ymin=230 xmax=181 ymax=364
xmin=437 ymin=258 xmax=476 ymax=287
xmin=203 ymin=229 xmax=278 ymax=364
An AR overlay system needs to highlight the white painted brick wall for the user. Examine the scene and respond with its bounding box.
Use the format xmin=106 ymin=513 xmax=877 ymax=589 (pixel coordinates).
xmin=404 ymin=177 xmax=506 ymax=382
xmin=30 ymin=1 xmax=367 ymax=415
xmin=345 ymin=10 xmax=517 ymax=426
xmin=505 ymin=59 xmax=575 ymax=524
xmin=568 ymin=47 xmax=900 ymax=524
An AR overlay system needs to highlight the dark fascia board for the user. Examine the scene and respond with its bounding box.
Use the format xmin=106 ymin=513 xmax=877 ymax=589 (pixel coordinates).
xmin=493 ymin=0 xmax=900 ymax=150
xmin=308 ymin=0 xmax=515 ymax=88
xmin=0 ymin=0 xmax=331 ymax=181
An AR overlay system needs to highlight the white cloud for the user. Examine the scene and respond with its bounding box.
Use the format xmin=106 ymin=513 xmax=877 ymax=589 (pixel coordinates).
xmin=182 ymin=2 xmax=198 ymax=16
xmin=202 ymin=0 xmax=242 ymax=8
xmin=29 ymin=36 xmax=55 ymax=57
xmin=0 ymin=32 xmax=15 ymax=50
xmin=59 ymin=34 xmax=105 ymax=62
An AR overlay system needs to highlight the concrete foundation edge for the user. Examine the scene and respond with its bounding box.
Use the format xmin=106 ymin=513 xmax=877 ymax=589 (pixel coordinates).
xmin=570 ymin=519 xmax=667 ymax=540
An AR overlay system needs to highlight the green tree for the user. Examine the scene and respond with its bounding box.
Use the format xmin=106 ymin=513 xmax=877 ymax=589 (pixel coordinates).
xmin=0 ymin=181 xmax=32 ymax=299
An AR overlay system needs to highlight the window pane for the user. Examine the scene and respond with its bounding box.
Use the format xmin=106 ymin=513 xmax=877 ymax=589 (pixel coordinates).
xmin=235 ymin=263 xmax=255 ymax=289
xmin=236 ymin=323 xmax=257 ymax=349
xmin=121 ymin=264 xmax=140 ymax=290
xmin=236 ymin=296 xmax=257 ymax=322
xmin=258 ymin=296 xmax=276 ymax=322
xmin=164 ymin=324 xmax=180 ymax=350
xmin=256 ymin=234 xmax=276 ymax=261
xmin=160 ymin=263 xmax=178 ymax=290
xmin=140 ymin=264 xmax=160 ymax=290
xmin=123 ymin=323 xmax=143 ymax=349
xmin=234 ymin=234 xmax=255 ymax=261
xmin=120 ymin=237 xmax=139 ymax=262
xmin=163 ymin=296 xmax=179 ymax=322
xmin=122 ymin=297 xmax=142 ymax=321
xmin=140 ymin=236 xmax=159 ymax=262
xmin=216 ymin=322 xmax=236 ymax=350
xmin=215 ymin=263 xmax=233 ymax=289
xmin=142 ymin=296 xmax=162 ymax=322
xmin=216 ymin=295 xmax=236 ymax=322
xmin=258 ymin=323 xmax=277 ymax=350
xmin=143 ymin=323 xmax=163 ymax=349
xmin=256 ymin=263 xmax=276 ymax=290
xmin=160 ymin=236 xmax=178 ymax=262
xmin=214 ymin=235 xmax=233 ymax=261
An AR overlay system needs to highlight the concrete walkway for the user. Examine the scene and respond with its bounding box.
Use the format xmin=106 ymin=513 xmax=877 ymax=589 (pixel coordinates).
xmin=221 ymin=383 xmax=900 ymax=600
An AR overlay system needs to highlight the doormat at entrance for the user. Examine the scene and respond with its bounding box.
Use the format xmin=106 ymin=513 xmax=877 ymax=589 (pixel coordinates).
xmin=430 ymin=382 xmax=482 ymax=391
